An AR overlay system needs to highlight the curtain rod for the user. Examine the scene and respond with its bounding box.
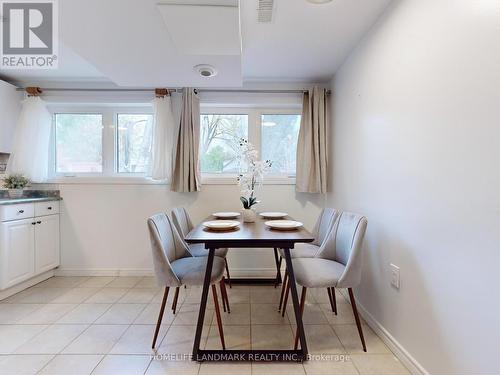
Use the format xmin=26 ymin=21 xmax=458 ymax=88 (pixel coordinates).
xmin=15 ymin=87 xmax=330 ymax=95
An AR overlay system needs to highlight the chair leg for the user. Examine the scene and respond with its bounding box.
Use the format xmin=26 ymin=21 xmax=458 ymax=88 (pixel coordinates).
xmin=224 ymin=258 xmax=232 ymax=288
xmin=220 ymin=276 xmax=230 ymax=313
xmin=294 ymin=286 xmax=307 ymax=350
xmin=348 ymin=288 xmax=366 ymax=352
xmin=152 ymin=286 xmax=169 ymax=349
xmin=220 ymin=282 xmax=227 ymax=313
xmin=273 ymin=249 xmax=282 ymax=288
xmin=278 ymin=269 xmax=288 ymax=311
xmin=331 ymin=287 xmax=337 ymax=315
xmin=212 ymin=284 xmax=226 ymax=350
xmin=327 ymin=287 xmax=337 ymax=315
xmin=281 ymin=280 xmax=290 ymax=317
xmin=171 ymin=287 xmax=180 ymax=314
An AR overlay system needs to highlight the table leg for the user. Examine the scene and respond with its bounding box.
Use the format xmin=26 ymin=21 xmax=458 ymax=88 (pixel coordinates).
xmin=273 ymin=248 xmax=282 ymax=287
xmin=192 ymin=247 xmax=216 ymax=361
xmin=282 ymin=247 xmax=308 ymax=358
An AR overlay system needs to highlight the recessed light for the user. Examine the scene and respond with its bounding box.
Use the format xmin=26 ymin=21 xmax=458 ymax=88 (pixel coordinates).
xmin=194 ymin=64 xmax=217 ymax=78
xmin=306 ymin=0 xmax=333 ymax=3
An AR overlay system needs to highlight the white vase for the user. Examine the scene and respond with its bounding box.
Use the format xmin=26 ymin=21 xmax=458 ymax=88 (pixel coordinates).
xmin=8 ymin=189 xmax=24 ymax=199
xmin=242 ymin=208 xmax=256 ymax=223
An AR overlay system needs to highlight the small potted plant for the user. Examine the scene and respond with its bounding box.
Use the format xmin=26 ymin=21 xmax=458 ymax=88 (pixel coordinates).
xmin=2 ymin=174 xmax=30 ymax=198
xmin=237 ymin=139 xmax=272 ymax=222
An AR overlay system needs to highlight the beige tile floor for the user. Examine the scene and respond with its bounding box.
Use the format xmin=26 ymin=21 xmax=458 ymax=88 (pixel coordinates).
xmin=0 ymin=276 xmax=410 ymax=374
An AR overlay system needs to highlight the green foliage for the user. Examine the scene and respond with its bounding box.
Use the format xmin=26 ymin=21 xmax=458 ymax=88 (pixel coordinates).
xmin=200 ymin=114 xmax=248 ymax=173
xmin=200 ymin=145 xmax=233 ymax=173
xmin=3 ymin=174 xmax=30 ymax=189
xmin=55 ymin=114 xmax=103 ymax=172
xmin=240 ymin=196 xmax=257 ymax=209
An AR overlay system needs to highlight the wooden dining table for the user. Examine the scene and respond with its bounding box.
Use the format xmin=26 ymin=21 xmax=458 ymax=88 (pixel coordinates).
xmin=185 ymin=215 xmax=315 ymax=362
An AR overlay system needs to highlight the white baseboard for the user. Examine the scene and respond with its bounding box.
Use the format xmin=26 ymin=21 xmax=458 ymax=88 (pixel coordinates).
xmin=355 ymin=298 xmax=429 ymax=375
xmin=225 ymin=267 xmax=278 ymax=278
xmin=54 ymin=267 xmax=277 ymax=278
xmin=0 ymin=270 xmax=54 ymax=301
xmin=54 ymin=268 xmax=154 ymax=277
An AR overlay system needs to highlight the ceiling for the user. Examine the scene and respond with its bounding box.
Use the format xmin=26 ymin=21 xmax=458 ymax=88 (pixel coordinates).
xmin=0 ymin=0 xmax=392 ymax=87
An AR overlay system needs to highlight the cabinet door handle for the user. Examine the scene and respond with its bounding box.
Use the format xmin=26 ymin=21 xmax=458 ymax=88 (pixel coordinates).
xmin=31 ymin=222 xmax=36 ymax=225
xmin=19 ymin=210 xmax=24 ymax=213
xmin=47 ymin=207 xmax=52 ymax=210
xmin=36 ymin=221 xmax=41 ymax=224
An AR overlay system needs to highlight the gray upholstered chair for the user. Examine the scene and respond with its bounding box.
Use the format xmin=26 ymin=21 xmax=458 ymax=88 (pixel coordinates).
xmin=172 ymin=207 xmax=232 ymax=290
xmin=278 ymin=208 xmax=339 ymax=312
xmin=148 ymin=213 xmax=229 ymax=349
xmin=289 ymin=212 xmax=368 ymax=351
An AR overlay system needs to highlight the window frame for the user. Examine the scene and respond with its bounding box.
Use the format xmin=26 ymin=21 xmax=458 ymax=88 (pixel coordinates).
xmin=199 ymin=107 xmax=300 ymax=185
xmin=47 ymin=104 xmax=300 ymax=185
xmin=48 ymin=105 xmax=155 ymax=184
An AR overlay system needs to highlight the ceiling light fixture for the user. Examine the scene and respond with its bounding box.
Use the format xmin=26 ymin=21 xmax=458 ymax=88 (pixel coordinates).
xmin=194 ymin=64 xmax=218 ymax=78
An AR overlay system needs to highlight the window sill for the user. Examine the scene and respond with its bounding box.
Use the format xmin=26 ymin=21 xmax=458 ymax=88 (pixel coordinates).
xmin=201 ymin=176 xmax=296 ymax=185
xmin=46 ymin=176 xmax=296 ymax=186
xmin=46 ymin=176 xmax=168 ymax=185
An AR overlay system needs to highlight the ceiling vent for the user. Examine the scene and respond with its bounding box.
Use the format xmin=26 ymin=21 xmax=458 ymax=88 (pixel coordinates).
xmin=257 ymin=0 xmax=275 ymax=23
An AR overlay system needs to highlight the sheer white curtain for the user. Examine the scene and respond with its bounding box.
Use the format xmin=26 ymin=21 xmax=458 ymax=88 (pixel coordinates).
xmin=7 ymin=96 xmax=51 ymax=183
xmin=148 ymin=96 xmax=175 ymax=181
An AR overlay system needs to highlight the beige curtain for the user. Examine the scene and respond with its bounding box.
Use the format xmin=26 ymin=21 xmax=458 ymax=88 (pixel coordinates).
xmin=171 ymin=88 xmax=201 ymax=192
xmin=296 ymin=87 xmax=329 ymax=194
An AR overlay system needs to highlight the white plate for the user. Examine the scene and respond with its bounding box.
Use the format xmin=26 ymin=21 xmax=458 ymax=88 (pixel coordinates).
xmin=203 ymin=220 xmax=240 ymax=231
xmin=265 ymin=220 xmax=303 ymax=230
xmin=212 ymin=212 xmax=241 ymax=219
xmin=259 ymin=212 xmax=288 ymax=219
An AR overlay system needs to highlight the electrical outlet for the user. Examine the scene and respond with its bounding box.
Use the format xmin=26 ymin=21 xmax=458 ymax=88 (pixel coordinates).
xmin=390 ymin=263 xmax=400 ymax=289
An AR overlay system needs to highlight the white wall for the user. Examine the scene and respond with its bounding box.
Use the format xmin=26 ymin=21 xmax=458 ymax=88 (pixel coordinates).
xmin=55 ymin=183 xmax=324 ymax=277
xmin=329 ymin=0 xmax=500 ymax=374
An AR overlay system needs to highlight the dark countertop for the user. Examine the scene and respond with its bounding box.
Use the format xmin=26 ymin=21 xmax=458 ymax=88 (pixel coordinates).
xmin=0 ymin=190 xmax=61 ymax=206
xmin=0 ymin=196 xmax=62 ymax=205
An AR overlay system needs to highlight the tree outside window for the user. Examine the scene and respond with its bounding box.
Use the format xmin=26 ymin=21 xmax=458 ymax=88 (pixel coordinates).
xmin=200 ymin=114 xmax=248 ymax=173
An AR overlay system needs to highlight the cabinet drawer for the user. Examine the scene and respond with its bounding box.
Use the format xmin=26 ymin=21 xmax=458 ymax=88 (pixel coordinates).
xmin=34 ymin=201 xmax=60 ymax=217
xmin=0 ymin=203 xmax=35 ymax=222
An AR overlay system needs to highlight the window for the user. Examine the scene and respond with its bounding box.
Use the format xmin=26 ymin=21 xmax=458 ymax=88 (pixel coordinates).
xmin=199 ymin=114 xmax=248 ymax=174
xmin=51 ymin=106 xmax=153 ymax=179
xmin=55 ymin=113 xmax=103 ymax=173
xmin=51 ymin=104 xmax=301 ymax=184
xmin=261 ymin=114 xmax=301 ymax=176
xmin=199 ymin=109 xmax=301 ymax=182
xmin=117 ymin=114 xmax=153 ymax=173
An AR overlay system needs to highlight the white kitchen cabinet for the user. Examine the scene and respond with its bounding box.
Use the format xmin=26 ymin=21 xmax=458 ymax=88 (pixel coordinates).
xmin=34 ymin=214 xmax=60 ymax=274
xmin=0 ymin=79 xmax=22 ymax=153
xmin=0 ymin=201 xmax=60 ymax=290
xmin=0 ymin=218 xmax=36 ymax=289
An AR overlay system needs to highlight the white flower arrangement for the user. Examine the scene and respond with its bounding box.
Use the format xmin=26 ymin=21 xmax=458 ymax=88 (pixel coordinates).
xmin=237 ymin=139 xmax=272 ymax=209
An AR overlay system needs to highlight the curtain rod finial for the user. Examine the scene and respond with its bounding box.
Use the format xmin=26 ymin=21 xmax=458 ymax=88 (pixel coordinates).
xmin=155 ymin=88 xmax=169 ymax=98
xmin=25 ymin=87 xmax=42 ymax=96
